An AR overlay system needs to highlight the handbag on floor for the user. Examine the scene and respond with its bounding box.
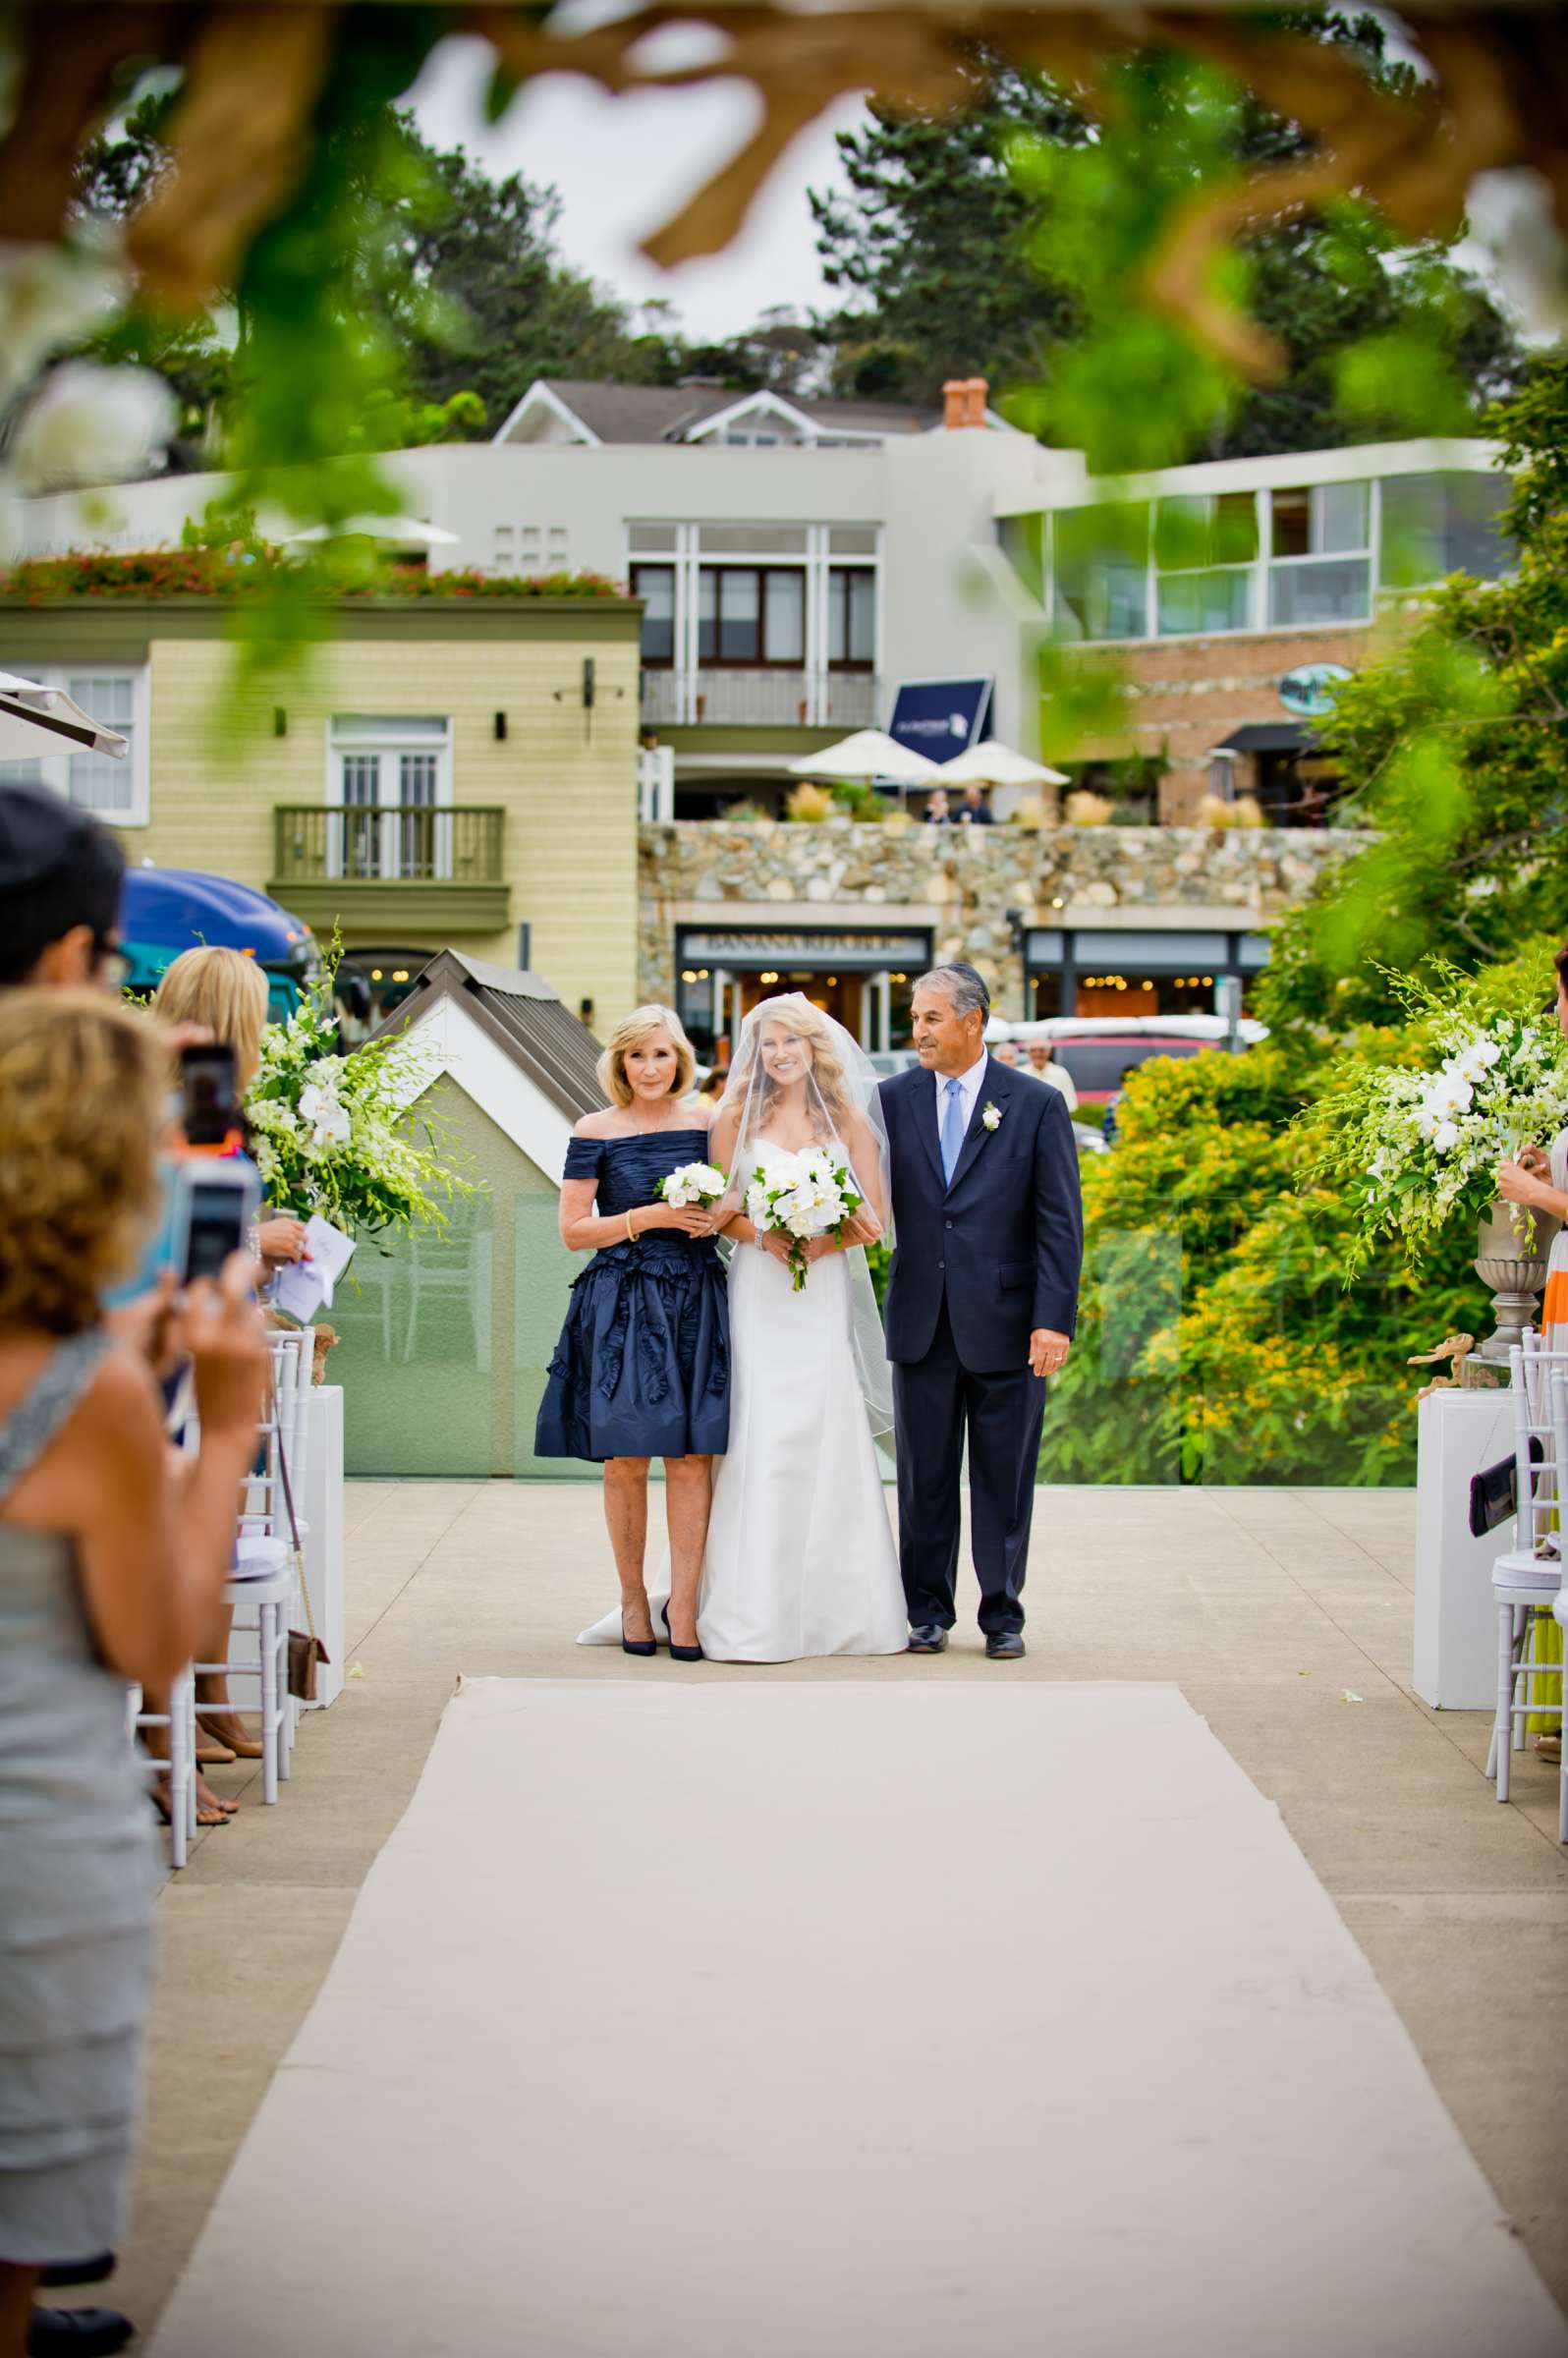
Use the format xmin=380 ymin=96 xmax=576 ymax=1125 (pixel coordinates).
xmin=276 ymin=1420 xmax=329 ymax=1702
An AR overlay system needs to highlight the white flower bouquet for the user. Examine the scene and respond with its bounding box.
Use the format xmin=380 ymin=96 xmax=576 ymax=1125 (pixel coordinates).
xmin=1310 ymin=969 xmax=1568 ymax=1276
xmin=746 ymin=1145 xmax=865 ymax=1292
xmin=247 ymin=956 xmax=479 ymax=1241
xmin=658 ymin=1161 xmax=727 ymax=1209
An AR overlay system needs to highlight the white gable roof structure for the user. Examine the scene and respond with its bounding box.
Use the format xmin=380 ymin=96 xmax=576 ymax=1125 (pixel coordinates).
xmin=373 ymin=950 xmax=603 ymax=1187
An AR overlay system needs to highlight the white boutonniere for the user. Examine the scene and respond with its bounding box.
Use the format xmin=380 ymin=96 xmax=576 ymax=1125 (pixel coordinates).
xmin=982 ymin=1101 xmax=1002 ymax=1132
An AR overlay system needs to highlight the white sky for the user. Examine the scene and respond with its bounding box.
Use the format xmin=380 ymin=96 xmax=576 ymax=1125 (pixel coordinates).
xmin=406 ymin=33 xmax=868 ymax=342
xmin=404 ymin=24 xmax=1541 ymax=352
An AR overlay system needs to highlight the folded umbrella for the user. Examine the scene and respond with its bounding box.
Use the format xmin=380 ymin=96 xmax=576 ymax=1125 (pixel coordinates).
xmin=0 ymin=668 xmax=129 ymax=764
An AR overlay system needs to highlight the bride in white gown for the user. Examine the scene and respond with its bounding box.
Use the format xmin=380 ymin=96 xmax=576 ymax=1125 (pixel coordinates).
xmin=579 ymin=995 xmax=908 ymax=1661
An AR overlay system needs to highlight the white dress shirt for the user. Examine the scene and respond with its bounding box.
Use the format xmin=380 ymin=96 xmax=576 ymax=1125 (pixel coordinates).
xmin=933 ymin=1048 xmax=991 ymax=1158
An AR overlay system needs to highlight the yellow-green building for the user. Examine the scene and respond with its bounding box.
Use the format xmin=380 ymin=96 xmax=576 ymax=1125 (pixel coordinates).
xmin=0 ymin=586 xmax=643 ymax=1030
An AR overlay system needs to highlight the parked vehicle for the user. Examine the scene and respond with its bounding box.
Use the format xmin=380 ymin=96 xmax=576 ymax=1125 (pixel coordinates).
xmin=120 ymin=868 xmax=319 ymax=1018
xmin=986 ymin=1014 xmax=1266 ymax=1107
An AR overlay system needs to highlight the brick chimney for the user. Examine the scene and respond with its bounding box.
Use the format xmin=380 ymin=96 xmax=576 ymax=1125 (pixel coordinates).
xmin=941 ymin=376 xmax=989 ymax=429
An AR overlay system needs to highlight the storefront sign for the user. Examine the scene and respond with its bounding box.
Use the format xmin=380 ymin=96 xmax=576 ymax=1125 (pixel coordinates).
xmin=887 ymin=676 xmax=993 ymax=758
xmin=1279 ymin=662 xmax=1352 ymax=718
xmin=682 ymin=930 xmax=929 ymax=972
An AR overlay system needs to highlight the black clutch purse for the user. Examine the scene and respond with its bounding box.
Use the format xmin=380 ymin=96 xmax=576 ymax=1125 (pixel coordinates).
xmin=1469 ymin=1436 xmax=1542 ymax=1539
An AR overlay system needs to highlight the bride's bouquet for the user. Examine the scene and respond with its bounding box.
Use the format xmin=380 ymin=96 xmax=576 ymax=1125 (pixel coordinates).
xmin=658 ymin=1160 xmax=727 ymax=1209
xmin=747 ymin=1147 xmax=864 ymax=1291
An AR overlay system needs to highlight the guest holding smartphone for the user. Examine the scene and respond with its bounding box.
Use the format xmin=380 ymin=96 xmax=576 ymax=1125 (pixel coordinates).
xmin=0 ymin=992 xmax=267 ymax=2358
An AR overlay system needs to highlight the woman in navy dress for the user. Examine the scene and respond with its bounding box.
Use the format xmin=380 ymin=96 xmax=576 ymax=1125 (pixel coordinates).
xmin=536 ymin=1005 xmax=729 ymax=1657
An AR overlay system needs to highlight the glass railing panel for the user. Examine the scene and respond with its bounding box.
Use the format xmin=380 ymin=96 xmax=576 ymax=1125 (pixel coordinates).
xmin=1156 ymin=567 xmax=1252 ymax=636
xmin=1267 ymin=557 xmax=1371 ymax=627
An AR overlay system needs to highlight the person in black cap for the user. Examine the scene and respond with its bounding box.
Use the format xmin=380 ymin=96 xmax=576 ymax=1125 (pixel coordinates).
xmin=0 ymin=784 xmax=127 ymax=989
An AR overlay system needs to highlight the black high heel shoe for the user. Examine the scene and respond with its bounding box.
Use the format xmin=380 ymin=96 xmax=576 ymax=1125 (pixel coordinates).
xmin=621 ymin=1615 xmax=657 ymax=1658
xmin=660 ymin=1602 xmax=704 ymax=1662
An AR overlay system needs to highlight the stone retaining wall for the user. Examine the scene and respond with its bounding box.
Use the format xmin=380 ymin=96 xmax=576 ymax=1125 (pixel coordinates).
xmin=639 ymin=819 xmax=1353 ymax=1012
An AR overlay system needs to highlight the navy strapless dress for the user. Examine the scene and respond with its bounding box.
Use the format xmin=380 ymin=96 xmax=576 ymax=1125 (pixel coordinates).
xmin=535 ymin=1129 xmax=731 ymax=1462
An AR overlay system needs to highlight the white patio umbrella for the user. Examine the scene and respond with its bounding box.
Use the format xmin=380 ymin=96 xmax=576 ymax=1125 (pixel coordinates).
xmin=282 ymin=516 xmax=461 ymax=547
xmin=0 ymin=669 xmax=128 ymax=764
xmin=938 ymin=739 xmax=1069 ymax=788
xmin=786 ymin=729 xmax=941 ymax=785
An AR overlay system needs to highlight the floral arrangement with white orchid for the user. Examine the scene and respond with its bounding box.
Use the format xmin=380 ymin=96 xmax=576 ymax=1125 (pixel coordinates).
xmin=246 ymin=954 xmax=478 ymax=1242
xmin=746 ymin=1145 xmax=865 ymax=1292
xmin=1307 ymin=964 xmax=1568 ymax=1278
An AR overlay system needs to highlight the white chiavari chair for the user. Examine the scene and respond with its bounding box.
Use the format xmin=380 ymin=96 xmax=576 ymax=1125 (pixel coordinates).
xmin=1486 ymin=1334 xmax=1566 ymax=1801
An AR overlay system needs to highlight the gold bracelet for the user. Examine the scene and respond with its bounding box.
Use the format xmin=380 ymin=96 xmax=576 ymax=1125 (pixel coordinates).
xmin=625 ymin=1210 xmax=637 ymax=1245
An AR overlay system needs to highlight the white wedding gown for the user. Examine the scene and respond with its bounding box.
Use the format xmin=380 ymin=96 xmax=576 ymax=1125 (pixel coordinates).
xmin=577 ymin=1138 xmax=908 ymax=1661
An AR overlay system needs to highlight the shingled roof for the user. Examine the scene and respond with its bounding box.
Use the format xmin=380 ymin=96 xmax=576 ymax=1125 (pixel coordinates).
xmin=372 ymin=949 xmax=602 ymax=1122
xmin=506 ymin=379 xmax=937 ymax=446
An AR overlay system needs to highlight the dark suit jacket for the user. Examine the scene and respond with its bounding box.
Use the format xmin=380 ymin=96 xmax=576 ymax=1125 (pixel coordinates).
xmin=878 ymin=1054 xmax=1084 ymax=1373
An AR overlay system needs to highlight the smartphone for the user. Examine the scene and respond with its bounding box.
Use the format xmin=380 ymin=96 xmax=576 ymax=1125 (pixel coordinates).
xmin=179 ymin=1041 xmax=242 ymax=1150
xmin=168 ymin=1156 xmax=260 ymax=1285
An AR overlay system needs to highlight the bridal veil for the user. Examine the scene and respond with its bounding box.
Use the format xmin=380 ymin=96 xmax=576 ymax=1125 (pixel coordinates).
xmin=712 ymin=993 xmax=895 ymax=1438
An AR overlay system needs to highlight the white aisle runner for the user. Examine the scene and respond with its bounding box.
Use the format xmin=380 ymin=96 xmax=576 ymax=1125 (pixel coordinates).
xmin=149 ymin=1681 xmax=1566 ymax=2358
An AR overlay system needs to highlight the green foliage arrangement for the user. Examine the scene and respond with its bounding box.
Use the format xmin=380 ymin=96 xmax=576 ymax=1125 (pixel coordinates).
xmin=246 ymin=961 xmax=480 ymax=1242
xmin=0 ymin=549 xmax=622 ymax=604
xmin=1304 ymin=955 xmax=1568 ymax=1277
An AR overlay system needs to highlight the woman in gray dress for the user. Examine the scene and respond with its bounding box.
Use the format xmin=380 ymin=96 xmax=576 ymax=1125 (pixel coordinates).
xmin=0 ymin=992 xmax=266 ymax=2357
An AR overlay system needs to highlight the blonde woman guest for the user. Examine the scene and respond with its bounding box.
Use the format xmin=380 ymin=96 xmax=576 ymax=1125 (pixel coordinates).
xmin=150 ymin=947 xmax=303 ymax=1783
xmin=537 ymin=1006 xmax=730 ymax=1659
xmin=153 ymin=946 xmax=307 ymax=1271
xmin=0 ymin=994 xmax=265 ymax=2358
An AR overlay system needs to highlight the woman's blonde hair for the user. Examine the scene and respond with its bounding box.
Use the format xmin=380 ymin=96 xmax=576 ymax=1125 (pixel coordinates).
xmin=596 ymin=1003 xmax=697 ymax=1108
xmin=0 ymin=991 xmax=165 ymax=1335
xmin=747 ymin=996 xmax=855 ymax=1134
xmin=154 ymin=945 xmax=270 ymax=1094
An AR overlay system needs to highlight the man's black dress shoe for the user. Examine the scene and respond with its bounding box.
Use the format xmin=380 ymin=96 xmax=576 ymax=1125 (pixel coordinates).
xmin=907 ymin=1625 xmax=948 ymax=1653
xmin=985 ymin=1631 xmax=1026 ymax=1658
xmin=37 ymin=2258 xmax=115 ymax=2291
xmin=28 ymin=2307 xmax=134 ymax=2356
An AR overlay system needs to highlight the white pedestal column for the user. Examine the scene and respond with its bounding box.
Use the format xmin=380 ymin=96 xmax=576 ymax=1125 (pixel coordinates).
xmin=302 ymin=1385 xmax=345 ymax=1710
xmin=1414 ymin=1386 xmax=1515 ymax=1710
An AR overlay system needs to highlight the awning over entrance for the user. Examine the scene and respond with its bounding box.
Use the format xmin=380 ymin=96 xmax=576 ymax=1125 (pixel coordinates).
xmin=1210 ymin=721 xmax=1318 ymax=755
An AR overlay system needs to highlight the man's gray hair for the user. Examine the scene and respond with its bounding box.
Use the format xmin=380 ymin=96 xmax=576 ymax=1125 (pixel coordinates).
xmin=914 ymin=963 xmax=990 ymax=1022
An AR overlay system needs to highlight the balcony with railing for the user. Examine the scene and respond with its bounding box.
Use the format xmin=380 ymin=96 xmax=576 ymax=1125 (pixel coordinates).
xmin=268 ymin=805 xmax=509 ymax=932
xmin=640 ymin=669 xmax=880 ymax=730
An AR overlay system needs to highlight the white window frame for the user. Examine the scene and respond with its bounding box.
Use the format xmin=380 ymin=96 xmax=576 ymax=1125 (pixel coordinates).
xmin=324 ymin=715 xmax=454 ymax=880
xmin=0 ymin=662 xmax=151 ymax=826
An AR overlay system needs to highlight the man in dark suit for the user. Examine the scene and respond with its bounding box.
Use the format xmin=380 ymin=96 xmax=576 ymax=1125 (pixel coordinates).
xmin=878 ymin=964 xmax=1083 ymax=1657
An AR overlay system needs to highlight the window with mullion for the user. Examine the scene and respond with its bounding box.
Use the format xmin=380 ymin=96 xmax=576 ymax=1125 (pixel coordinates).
xmin=631 ymin=563 xmax=675 ymax=665
xmin=697 ymin=567 xmax=806 ymax=666
xmin=827 ymin=567 xmax=874 ymax=669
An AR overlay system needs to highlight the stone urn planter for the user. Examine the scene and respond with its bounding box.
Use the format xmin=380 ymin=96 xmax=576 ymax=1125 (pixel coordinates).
xmin=1474 ymin=1203 xmax=1561 ymax=1360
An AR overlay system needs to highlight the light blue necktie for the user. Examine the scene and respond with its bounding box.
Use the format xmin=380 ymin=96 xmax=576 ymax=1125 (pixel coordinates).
xmin=940 ymin=1076 xmax=966 ymax=1188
